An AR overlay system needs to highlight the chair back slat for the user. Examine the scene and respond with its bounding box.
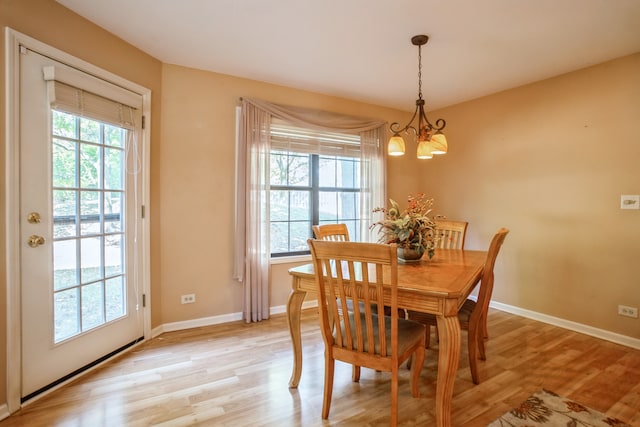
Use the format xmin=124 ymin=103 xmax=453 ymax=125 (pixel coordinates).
xmin=435 ymin=219 xmax=468 ymax=250
xmin=312 ymin=224 xmax=350 ymax=242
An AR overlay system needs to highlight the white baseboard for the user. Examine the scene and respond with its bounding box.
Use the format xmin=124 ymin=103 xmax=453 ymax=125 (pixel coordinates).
xmin=269 ymin=299 xmax=318 ymax=315
xmin=151 ymin=298 xmax=638 ymax=350
xmin=0 ymin=404 xmax=9 ymax=421
xmin=151 ymin=300 xmax=319 ymax=337
xmin=489 ymin=300 xmax=640 ymax=350
xmin=152 ymin=312 xmax=243 ymax=337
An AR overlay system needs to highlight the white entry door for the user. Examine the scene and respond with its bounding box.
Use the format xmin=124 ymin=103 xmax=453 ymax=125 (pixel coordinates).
xmin=19 ymin=47 xmax=145 ymax=400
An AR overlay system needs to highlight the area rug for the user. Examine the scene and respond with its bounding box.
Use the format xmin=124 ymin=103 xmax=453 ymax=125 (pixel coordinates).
xmin=488 ymin=389 xmax=632 ymax=427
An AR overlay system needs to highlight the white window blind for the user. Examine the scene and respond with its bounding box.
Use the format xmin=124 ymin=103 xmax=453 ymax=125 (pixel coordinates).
xmin=270 ymin=120 xmax=361 ymax=157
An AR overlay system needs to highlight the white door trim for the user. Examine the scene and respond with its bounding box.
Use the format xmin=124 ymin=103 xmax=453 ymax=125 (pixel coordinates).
xmin=4 ymin=28 xmax=152 ymax=412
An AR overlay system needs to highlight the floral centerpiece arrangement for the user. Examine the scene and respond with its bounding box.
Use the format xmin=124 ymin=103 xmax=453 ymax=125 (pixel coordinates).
xmin=371 ymin=193 xmax=440 ymax=260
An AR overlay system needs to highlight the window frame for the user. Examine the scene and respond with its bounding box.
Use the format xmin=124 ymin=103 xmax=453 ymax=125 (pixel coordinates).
xmin=270 ymin=152 xmax=361 ymax=257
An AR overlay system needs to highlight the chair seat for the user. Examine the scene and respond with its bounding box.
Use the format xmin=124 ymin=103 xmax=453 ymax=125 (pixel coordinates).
xmin=339 ymin=312 xmax=426 ymax=355
xmin=458 ymin=299 xmax=475 ymax=324
xmin=408 ymin=297 xmax=476 ymax=328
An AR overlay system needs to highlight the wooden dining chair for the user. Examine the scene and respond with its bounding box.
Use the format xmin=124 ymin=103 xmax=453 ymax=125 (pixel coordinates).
xmin=407 ymin=228 xmax=509 ymax=384
xmin=312 ymin=223 xmax=350 ymax=241
xmin=407 ymin=219 xmax=469 ymax=348
xmin=307 ymin=239 xmax=426 ymax=426
xmin=435 ymin=219 xmax=468 ymax=250
xmin=313 ymin=221 xmax=390 ymax=380
xmin=312 ymin=223 xmax=361 ymax=378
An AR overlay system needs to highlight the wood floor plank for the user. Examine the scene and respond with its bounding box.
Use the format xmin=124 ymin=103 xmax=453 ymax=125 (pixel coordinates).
xmin=0 ymin=308 xmax=638 ymax=426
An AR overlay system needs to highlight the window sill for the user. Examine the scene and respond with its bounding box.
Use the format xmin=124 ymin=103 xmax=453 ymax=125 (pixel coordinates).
xmin=270 ymin=254 xmax=312 ymax=265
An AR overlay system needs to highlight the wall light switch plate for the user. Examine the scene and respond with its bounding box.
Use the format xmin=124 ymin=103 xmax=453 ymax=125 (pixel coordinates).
xmin=620 ymin=195 xmax=640 ymax=210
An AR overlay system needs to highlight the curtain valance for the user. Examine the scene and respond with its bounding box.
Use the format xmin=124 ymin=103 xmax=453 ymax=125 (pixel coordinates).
xmin=241 ymin=97 xmax=385 ymax=133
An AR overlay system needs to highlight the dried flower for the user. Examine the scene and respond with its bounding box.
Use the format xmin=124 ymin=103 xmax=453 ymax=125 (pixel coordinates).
xmin=371 ymin=193 xmax=440 ymax=259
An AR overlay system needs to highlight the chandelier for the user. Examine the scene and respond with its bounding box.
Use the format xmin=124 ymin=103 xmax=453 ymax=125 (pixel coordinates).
xmin=388 ymin=35 xmax=448 ymax=159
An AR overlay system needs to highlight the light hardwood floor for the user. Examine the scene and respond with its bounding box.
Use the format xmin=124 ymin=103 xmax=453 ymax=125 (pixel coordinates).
xmin=1 ymin=309 xmax=639 ymax=426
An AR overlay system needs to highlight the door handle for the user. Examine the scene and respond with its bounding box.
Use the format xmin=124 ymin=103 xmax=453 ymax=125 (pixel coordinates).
xmin=27 ymin=235 xmax=45 ymax=248
xmin=27 ymin=212 xmax=41 ymax=224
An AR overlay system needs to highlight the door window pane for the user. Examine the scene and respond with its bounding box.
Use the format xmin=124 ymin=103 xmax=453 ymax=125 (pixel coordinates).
xmin=80 ymin=190 xmax=101 ymax=235
xmin=104 ymin=124 xmax=124 ymax=148
xmin=79 ymin=117 xmax=100 ymax=143
xmin=54 ymin=288 xmax=80 ymax=342
xmin=80 ymin=236 xmax=103 ymax=283
xmin=105 ymin=277 xmax=125 ymax=321
xmin=53 ymin=190 xmax=77 ymax=238
xmin=81 ymin=282 xmax=105 ymax=330
xmin=52 ymin=139 xmax=77 ymax=188
xmin=105 ymin=234 xmax=123 ymax=278
xmin=80 ymin=143 xmax=101 ymax=189
xmin=104 ymin=147 xmax=124 ymax=190
xmin=54 ymin=239 xmax=78 ymax=291
xmin=52 ymin=110 xmax=78 ymax=138
xmin=104 ymin=192 xmax=123 ymax=233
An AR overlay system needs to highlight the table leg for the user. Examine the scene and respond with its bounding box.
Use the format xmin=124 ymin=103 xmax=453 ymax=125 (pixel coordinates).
xmin=286 ymin=287 xmax=306 ymax=388
xmin=435 ymin=314 xmax=461 ymax=427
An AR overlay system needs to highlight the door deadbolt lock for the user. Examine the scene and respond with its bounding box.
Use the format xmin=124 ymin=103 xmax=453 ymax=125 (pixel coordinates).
xmin=27 ymin=235 xmax=45 ymax=248
xmin=27 ymin=212 xmax=41 ymax=224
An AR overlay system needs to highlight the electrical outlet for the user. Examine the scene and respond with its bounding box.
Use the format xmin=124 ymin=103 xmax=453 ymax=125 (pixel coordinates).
xmin=617 ymin=304 xmax=638 ymax=318
xmin=620 ymin=195 xmax=640 ymax=210
xmin=181 ymin=294 xmax=196 ymax=304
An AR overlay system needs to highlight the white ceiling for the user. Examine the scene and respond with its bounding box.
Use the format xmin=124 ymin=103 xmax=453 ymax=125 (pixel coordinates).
xmin=56 ymin=0 xmax=640 ymax=111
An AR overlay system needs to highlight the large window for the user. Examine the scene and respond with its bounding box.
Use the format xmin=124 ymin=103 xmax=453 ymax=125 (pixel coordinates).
xmin=269 ymin=122 xmax=363 ymax=257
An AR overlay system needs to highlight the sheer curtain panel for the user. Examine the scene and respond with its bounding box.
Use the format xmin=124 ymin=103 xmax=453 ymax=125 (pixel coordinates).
xmin=235 ymin=98 xmax=386 ymax=323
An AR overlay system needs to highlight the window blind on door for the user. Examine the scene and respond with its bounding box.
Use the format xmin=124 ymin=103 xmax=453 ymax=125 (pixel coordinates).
xmin=42 ymin=65 xmax=141 ymax=130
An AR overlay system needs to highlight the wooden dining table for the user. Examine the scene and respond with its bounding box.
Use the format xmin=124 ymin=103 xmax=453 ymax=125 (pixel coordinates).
xmin=286 ymin=248 xmax=488 ymax=427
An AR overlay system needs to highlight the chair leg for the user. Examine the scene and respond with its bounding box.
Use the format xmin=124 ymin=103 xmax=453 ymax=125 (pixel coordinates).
xmin=352 ymin=365 xmax=361 ymax=382
xmin=322 ymin=356 xmax=335 ymax=419
xmin=410 ymin=345 xmax=425 ymax=398
xmin=481 ymin=312 xmax=489 ymax=340
xmin=478 ymin=335 xmax=487 ymax=361
xmin=478 ymin=315 xmax=487 ymax=361
xmin=391 ymin=366 xmax=399 ymax=427
xmin=467 ymin=322 xmax=480 ymax=385
xmin=425 ymin=324 xmax=432 ymax=348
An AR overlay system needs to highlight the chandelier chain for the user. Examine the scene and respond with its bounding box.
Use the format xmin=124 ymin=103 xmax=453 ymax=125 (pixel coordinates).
xmin=417 ymin=44 xmax=423 ymax=100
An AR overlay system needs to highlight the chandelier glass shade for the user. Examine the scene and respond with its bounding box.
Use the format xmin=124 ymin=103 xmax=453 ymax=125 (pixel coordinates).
xmin=388 ymin=35 xmax=448 ymax=159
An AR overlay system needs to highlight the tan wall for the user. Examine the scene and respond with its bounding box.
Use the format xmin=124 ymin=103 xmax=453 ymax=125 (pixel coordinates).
xmin=415 ymin=53 xmax=640 ymax=338
xmin=0 ymin=0 xmax=163 ymax=407
xmin=161 ymin=52 xmax=640 ymax=341
xmin=158 ymin=64 xmax=405 ymax=323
